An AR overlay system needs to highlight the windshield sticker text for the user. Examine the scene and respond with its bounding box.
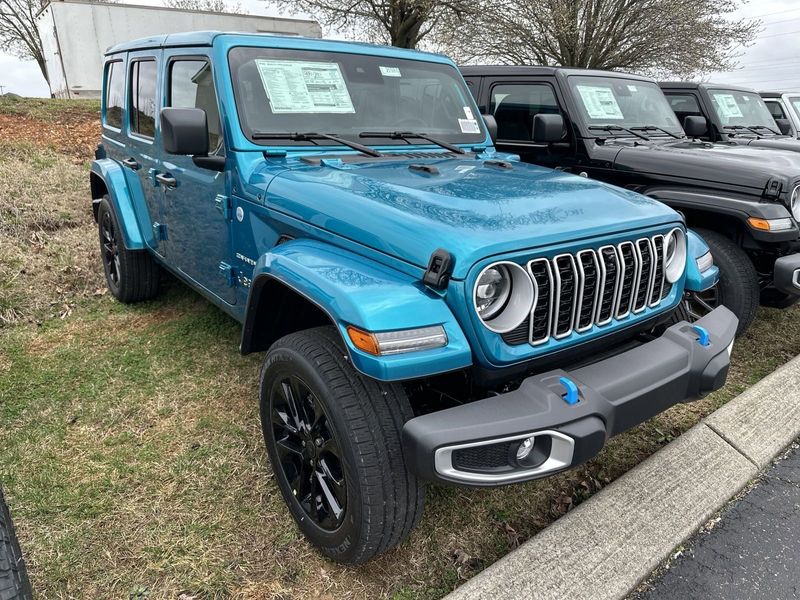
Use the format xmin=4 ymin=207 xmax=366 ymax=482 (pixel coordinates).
xmin=712 ymin=93 xmax=744 ymax=119
xmin=255 ymin=59 xmax=355 ymax=114
xmin=459 ymin=118 xmax=480 ymax=133
xmin=379 ymin=66 xmax=401 ymax=77
xmin=576 ymin=85 xmax=624 ymax=120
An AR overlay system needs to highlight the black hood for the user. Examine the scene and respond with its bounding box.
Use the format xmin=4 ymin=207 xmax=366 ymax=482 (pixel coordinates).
xmin=602 ymin=138 xmax=800 ymax=192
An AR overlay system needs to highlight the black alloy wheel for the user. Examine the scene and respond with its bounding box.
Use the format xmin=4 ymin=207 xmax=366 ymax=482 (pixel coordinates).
xmin=100 ymin=208 xmax=121 ymax=291
xmin=270 ymin=374 xmax=347 ymax=531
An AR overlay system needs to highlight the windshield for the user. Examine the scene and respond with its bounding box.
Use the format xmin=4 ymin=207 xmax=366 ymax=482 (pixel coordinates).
xmin=708 ymin=89 xmax=778 ymax=131
xmin=228 ymin=47 xmax=485 ymax=147
xmin=566 ymin=75 xmax=683 ymax=136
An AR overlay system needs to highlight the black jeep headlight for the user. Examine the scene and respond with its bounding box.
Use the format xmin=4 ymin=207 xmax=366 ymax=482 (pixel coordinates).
xmin=664 ymin=227 xmax=687 ymax=283
xmin=791 ymin=185 xmax=800 ymax=221
xmin=474 ymin=262 xmax=534 ymax=333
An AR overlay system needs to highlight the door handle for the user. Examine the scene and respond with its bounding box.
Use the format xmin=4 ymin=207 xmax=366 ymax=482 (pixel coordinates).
xmin=155 ymin=173 xmax=177 ymax=188
xmin=121 ymin=157 xmax=140 ymax=170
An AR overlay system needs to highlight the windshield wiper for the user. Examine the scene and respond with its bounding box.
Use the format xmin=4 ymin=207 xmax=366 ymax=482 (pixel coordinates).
xmin=749 ymin=124 xmax=782 ymax=136
xmin=630 ymin=125 xmax=682 ymax=139
xmin=587 ymin=124 xmax=650 ymax=141
xmin=359 ymin=131 xmax=467 ymax=154
xmin=723 ymin=125 xmax=763 ymax=137
xmin=250 ymin=131 xmax=384 ymax=157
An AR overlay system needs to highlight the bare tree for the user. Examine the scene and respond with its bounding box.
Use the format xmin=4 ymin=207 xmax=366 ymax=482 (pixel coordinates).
xmin=288 ymin=0 xmax=469 ymax=48
xmin=0 ymin=0 xmax=49 ymax=83
xmin=441 ymin=0 xmax=759 ymax=78
xmin=165 ymin=0 xmax=243 ymax=13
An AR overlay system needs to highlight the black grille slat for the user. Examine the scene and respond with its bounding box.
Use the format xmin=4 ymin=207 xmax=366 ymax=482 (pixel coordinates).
xmin=577 ymin=252 xmax=598 ymax=331
xmin=529 ymin=260 xmax=552 ymax=343
xmin=598 ymin=247 xmax=619 ymax=324
xmin=651 ymin=236 xmax=666 ymax=304
xmin=554 ymin=256 xmax=576 ymax=337
xmin=616 ymin=243 xmax=637 ymax=318
xmin=501 ymin=316 xmax=530 ymax=345
xmin=634 ymin=239 xmax=653 ymax=311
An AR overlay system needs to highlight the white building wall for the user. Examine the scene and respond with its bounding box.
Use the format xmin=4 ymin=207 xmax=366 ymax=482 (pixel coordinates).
xmin=36 ymin=0 xmax=322 ymax=98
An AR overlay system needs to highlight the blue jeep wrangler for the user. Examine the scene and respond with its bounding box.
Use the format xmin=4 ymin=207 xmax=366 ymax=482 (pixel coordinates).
xmin=90 ymin=32 xmax=736 ymax=563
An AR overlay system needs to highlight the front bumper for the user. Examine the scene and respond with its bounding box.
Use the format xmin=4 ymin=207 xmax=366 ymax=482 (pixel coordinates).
xmin=402 ymin=306 xmax=737 ymax=487
xmin=773 ymin=253 xmax=800 ymax=297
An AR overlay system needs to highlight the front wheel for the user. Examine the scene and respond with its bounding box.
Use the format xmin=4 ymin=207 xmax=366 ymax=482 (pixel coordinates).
xmin=693 ymin=228 xmax=759 ymax=337
xmin=260 ymin=326 xmax=424 ymax=563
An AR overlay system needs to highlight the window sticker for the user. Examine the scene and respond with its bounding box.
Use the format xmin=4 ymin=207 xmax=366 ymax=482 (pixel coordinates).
xmin=576 ymin=85 xmax=624 ymax=119
xmin=459 ymin=118 xmax=480 ymax=133
xmin=463 ymin=106 xmax=475 ymax=120
xmin=712 ymin=93 xmax=743 ymax=119
xmin=627 ymin=85 xmax=638 ymax=92
xmin=379 ymin=66 xmax=401 ymax=77
xmin=255 ymin=59 xmax=355 ymax=114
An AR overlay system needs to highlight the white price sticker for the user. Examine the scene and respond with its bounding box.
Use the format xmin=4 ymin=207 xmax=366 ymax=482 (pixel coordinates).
xmin=255 ymin=59 xmax=355 ymax=114
xmin=576 ymin=85 xmax=624 ymax=120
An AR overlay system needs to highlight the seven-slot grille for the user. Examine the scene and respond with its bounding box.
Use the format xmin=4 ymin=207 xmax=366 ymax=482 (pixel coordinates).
xmin=501 ymin=234 xmax=671 ymax=346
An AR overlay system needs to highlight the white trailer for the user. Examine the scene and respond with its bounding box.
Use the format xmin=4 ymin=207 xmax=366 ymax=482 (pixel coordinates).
xmin=36 ymin=0 xmax=322 ymax=98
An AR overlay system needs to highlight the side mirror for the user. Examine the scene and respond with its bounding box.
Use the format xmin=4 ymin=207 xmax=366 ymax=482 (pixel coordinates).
xmin=532 ymin=114 xmax=564 ymax=143
xmin=775 ymin=118 xmax=792 ymax=135
xmin=482 ymin=114 xmax=497 ymax=143
xmin=161 ymin=107 xmax=209 ymax=156
xmin=683 ymin=115 xmax=708 ymax=138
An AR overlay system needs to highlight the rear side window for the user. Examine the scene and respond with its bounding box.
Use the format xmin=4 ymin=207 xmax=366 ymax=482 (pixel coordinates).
xmin=104 ymin=61 xmax=124 ymax=129
xmin=490 ymin=83 xmax=560 ymax=141
xmin=130 ymin=60 xmax=157 ymax=138
xmin=764 ymin=100 xmax=787 ymax=120
xmin=169 ymin=59 xmax=222 ymax=151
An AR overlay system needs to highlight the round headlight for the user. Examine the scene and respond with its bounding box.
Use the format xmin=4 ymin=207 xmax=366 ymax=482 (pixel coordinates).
xmin=791 ymin=185 xmax=800 ymax=221
xmin=664 ymin=227 xmax=687 ymax=283
xmin=474 ymin=261 xmax=535 ymax=333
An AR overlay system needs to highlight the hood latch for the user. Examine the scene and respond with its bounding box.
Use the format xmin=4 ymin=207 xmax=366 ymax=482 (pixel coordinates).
xmin=423 ymin=248 xmax=453 ymax=290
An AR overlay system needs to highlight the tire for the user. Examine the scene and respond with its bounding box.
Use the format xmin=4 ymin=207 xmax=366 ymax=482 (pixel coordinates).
xmin=260 ymin=326 xmax=424 ymax=563
xmin=98 ymin=196 xmax=160 ymax=304
xmin=0 ymin=489 xmax=33 ymax=600
xmin=694 ymin=228 xmax=759 ymax=337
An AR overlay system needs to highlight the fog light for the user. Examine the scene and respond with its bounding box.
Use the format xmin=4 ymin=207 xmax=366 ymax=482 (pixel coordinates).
xmin=516 ymin=437 xmax=536 ymax=461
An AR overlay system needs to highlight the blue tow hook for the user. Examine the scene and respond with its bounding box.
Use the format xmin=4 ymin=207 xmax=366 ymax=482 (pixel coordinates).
xmin=559 ymin=376 xmax=580 ymax=405
xmin=691 ymin=325 xmax=710 ymax=347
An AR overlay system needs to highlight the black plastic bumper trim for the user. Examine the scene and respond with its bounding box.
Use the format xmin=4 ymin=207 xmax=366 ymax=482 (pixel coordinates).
xmin=402 ymin=306 xmax=738 ymax=487
xmin=773 ymin=253 xmax=800 ymax=296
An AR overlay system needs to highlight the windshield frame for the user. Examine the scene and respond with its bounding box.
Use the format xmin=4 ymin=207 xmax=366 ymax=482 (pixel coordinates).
xmin=787 ymin=96 xmax=800 ymax=124
xmin=564 ymin=74 xmax=685 ymax=139
xmin=706 ymin=88 xmax=780 ymax=133
xmin=227 ymin=45 xmax=487 ymax=149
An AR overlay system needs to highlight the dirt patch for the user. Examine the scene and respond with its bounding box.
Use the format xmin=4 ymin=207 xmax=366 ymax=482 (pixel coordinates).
xmin=0 ymin=109 xmax=99 ymax=162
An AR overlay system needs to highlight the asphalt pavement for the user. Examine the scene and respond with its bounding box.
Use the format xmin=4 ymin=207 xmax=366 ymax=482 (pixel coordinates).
xmin=634 ymin=441 xmax=800 ymax=600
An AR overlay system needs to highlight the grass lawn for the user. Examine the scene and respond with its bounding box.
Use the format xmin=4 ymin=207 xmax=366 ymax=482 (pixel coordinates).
xmin=1 ymin=97 xmax=799 ymax=599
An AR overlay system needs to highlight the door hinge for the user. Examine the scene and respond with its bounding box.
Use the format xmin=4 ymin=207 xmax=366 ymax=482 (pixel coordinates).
xmin=152 ymin=222 xmax=168 ymax=241
xmin=215 ymin=194 xmax=232 ymax=220
xmin=219 ymin=262 xmax=237 ymax=287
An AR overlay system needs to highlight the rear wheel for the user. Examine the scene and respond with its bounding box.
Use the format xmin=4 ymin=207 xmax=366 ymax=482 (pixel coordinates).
xmin=0 ymin=488 xmax=33 ymax=600
xmin=98 ymin=196 xmax=160 ymax=304
xmin=260 ymin=326 xmax=424 ymax=563
xmin=693 ymin=228 xmax=759 ymax=336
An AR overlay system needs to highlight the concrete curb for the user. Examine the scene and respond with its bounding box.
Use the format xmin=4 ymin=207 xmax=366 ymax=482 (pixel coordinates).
xmin=445 ymin=355 xmax=800 ymax=600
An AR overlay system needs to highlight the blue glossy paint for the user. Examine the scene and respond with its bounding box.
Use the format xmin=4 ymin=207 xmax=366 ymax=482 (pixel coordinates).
xmin=93 ymin=32 xmax=701 ymax=382
xmin=253 ymin=239 xmax=472 ymax=380
xmin=686 ymin=229 xmax=719 ymax=292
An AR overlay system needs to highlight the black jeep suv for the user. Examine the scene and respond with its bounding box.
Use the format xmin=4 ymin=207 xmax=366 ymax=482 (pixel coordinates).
xmin=660 ymin=81 xmax=800 ymax=153
xmin=461 ymin=66 xmax=800 ymax=335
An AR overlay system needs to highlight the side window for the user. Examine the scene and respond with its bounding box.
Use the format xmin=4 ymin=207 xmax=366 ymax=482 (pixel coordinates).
xmin=129 ymin=60 xmax=157 ymax=138
xmin=169 ymin=59 xmax=222 ymax=152
xmin=666 ymin=93 xmax=703 ymax=126
xmin=764 ymin=100 xmax=787 ymax=120
xmin=104 ymin=61 xmax=124 ymax=129
xmin=490 ymin=83 xmax=560 ymax=141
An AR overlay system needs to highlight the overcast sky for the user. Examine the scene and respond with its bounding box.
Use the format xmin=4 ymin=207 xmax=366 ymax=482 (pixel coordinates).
xmin=2 ymin=0 xmax=800 ymax=96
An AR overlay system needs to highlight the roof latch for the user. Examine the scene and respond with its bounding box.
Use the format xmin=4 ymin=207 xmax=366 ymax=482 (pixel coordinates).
xmin=423 ymin=248 xmax=453 ymax=290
